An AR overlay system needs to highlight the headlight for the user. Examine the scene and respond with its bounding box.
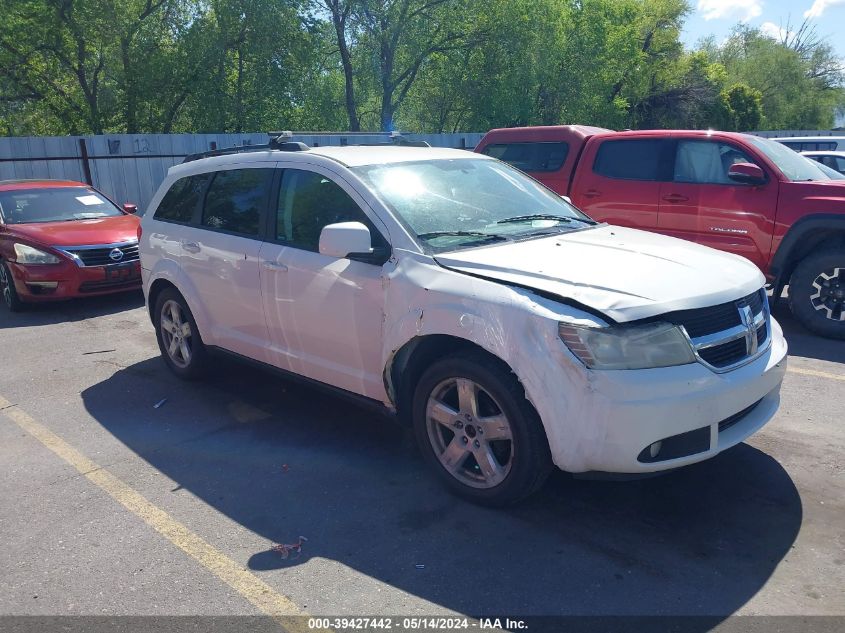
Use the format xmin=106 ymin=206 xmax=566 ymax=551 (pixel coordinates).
xmin=13 ymin=243 xmax=61 ymax=265
xmin=558 ymin=321 xmax=696 ymax=370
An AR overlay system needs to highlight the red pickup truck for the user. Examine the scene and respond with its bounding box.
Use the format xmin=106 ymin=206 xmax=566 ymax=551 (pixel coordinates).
xmin=476 ymin=126 xmax=845 ymax=339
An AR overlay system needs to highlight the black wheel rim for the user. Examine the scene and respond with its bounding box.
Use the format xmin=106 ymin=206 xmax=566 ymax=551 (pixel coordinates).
xmin=809 ymin=267 xmax=845 ymax=322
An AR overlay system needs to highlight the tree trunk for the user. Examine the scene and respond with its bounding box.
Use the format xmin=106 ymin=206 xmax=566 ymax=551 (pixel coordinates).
xmin=330 ymin=3 xmax=359 ymax=131
xmin=235 ymin=45 xmax=244 ymax=132
xmin=380 ymin=100 xmax=395 ymax=132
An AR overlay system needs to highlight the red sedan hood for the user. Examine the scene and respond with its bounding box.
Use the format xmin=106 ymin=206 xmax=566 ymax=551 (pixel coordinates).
xmin=8 ymin=214 xmax=140 ymax=247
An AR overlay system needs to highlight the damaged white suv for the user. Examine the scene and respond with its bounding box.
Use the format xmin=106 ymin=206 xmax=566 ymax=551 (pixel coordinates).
xmin=140 ymin=142 xmax=787 ymax=505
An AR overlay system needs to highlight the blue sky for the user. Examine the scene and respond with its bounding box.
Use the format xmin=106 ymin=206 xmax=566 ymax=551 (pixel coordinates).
xmin=682 ymin=0 xmax=845 ymax=57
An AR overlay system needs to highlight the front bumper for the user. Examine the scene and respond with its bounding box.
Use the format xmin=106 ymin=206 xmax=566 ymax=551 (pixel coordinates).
xmin=8 ymin=259 xmax=142 ymax=302
xmin=537 ymin=318 xmax=788 ymax=474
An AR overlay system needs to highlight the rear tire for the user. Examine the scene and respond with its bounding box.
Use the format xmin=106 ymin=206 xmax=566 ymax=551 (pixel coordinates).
xmin=154 ymin=288 xmax=209 ymax=379
xmin=788 ymin=248 xmax=845 ymax=339
xmin=0 ymin=261 xmax=25 ymax=312
xmin=411 ymin=350 xmax=553 ymax=506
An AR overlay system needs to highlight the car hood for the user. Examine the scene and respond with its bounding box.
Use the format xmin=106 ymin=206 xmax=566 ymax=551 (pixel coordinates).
xmin=7 ymin=214 xmax=140 ymax=247
xmin=787 ymin=178 xmax=845 ymax=196
xmin=434 ymin=225 xmax=765 ymax=323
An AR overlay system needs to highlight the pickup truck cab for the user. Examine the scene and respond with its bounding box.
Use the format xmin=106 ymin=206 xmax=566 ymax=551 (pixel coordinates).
xmin=477 ymin=127 xmax=845 ymax=339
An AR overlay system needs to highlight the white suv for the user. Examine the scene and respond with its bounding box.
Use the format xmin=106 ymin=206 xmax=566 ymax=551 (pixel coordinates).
xmin=139 ymin=142 xmax=788 ymax=505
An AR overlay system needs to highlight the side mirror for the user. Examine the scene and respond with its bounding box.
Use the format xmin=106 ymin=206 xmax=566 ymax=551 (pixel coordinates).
xmin=319 ymin=222 xmax=372 ymax=259
xmin=122 ymin=203 xmax=138 ymax=214
xmin=728 ymin=163 xmax=766 ymax=185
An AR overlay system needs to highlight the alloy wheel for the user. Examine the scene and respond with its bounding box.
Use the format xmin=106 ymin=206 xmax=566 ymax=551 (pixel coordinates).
xmin=425 ymin=377 xmax=514 ymax=489
xmin=160 ymin=299 xmax=193 ymax=368
xmin=809 ymin=267 xmax=845 ymax=321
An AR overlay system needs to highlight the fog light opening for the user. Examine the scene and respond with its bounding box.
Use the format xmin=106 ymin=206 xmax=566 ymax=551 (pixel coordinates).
xmin=649 ymin=441 xmax=662 ymax=459
xmin=25 ymin=281 xmax=59 ymax=295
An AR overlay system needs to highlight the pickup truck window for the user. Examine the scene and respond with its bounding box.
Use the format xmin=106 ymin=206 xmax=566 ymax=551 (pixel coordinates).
xmin=674 ymin=141 xmax=756 ymax=184
xmin=593 ymin=139 xmax=670 ymax=181
xmin=813 ymin=161 xmax=845 ymax=180
xmin=481 ymin=142 xmax=569 ymax=172
xmin=748 ymin=136 xmax=833 ymax=182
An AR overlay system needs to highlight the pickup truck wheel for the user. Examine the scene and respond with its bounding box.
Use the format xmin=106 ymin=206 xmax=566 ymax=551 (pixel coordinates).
xmin=154 ymin=288 xmax=209 ymax=378
xmin=412 ymin=351 xmax=553 ymax=506
xmin=0 ymin=261 xmax=25 ymax=312
xmin=788 ymin=248 xmax=845 ymax=339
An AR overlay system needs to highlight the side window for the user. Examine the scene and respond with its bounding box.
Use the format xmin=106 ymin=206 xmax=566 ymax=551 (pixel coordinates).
xmin=593 ymin=139 xmax=669 ymax=181
xmin=153 ymin=174 xmax=209 ymax=223
xmin=835 ymin=157 xmax=845 ymax=174
xmin=481 ymin=142 xmax=569 ymax=172
xmin=781 ymin=142 xmax=801 ymax=151
xmin=201 ymin=168 xmax=273 ymax=236
xmin=673 ymin=141 xmax=757 ymax=185
xmin=276 ymin=169 xmax=383 ymax=253
xmin=819 ymin=156 xmax=837 ymax=170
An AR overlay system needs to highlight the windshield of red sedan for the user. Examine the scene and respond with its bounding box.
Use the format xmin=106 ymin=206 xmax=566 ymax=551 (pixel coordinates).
xmin=0 ymin=187 xmax=123 ymax=224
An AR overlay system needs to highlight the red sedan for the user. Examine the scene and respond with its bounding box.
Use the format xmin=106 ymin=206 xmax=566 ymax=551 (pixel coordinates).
xmin=0 ymin=179 xmax=141 ymax=311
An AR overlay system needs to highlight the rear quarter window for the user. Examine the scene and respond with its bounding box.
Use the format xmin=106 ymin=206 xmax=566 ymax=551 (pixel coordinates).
xmin=481 ymin=142 xmax=569 ymax=172
xmin=593 ymin=139 xmax=670 ymax=181
xmin=153 ymin=174 xmax=209 ymax=223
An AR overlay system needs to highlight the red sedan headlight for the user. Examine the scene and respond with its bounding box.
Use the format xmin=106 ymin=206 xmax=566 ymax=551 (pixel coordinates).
xmin=13 ymin=243 xmax=62 ymax=265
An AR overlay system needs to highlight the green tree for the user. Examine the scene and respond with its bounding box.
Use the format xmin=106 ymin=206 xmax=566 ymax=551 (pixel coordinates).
xmin=701 ymin=25 xmax=845 ymax=129
xmin=716 ymin=83 xmax=764 ymax=131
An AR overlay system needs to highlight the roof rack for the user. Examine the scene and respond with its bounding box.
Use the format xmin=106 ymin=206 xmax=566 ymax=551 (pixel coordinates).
xmin=182 ymin=131 xmax=309 ymax=163
xmin=269 ymin=129 xmax=431 ymax=147
xmin=181 ymin=130 xmax=430 ymax=163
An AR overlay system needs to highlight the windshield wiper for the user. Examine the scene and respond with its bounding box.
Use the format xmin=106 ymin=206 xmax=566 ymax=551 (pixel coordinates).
xmin=496 ymin=214 xmax=596 ymax=225
xmin=416 ymin=230 xmax=508 ymax=242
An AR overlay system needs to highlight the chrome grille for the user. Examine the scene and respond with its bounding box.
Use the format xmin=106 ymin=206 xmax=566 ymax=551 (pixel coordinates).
xmin=660 ymin=289 xmax=771 ymax=372
xmin=57 ymin=241 xmax=139 ymax=267
xmin=699 ymin=337 xmax=747 ymax=368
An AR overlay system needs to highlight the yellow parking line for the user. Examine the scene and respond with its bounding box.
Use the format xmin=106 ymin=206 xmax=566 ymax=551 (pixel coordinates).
xmin=787 ymin=367 xmax=845 ymax=382
xmin=0 ymin=395 xmax=320 ymax=633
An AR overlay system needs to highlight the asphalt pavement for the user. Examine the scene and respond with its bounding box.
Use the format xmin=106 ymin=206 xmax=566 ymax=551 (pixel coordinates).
xmin=0 ymin=290 xmax=843 ymax=629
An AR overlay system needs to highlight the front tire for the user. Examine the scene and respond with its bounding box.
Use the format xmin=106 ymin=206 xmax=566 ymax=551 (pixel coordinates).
xmin=0 ymin=261 xmax=24 ymax=312
xmin=788 ymin=248 xmax=845 ymax=339
xmin=154 ymin=288 xmax=209 ymax=379
xmin=412 ymin=351 xmax=553 ymax=506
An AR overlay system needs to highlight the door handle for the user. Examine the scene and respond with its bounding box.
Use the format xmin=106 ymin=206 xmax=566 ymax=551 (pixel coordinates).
xmin=180 ymin=240 xmax=201 ymax=253
xmin=262 ymin=261 xmax=288 ymax=272
xmin=583 ymin=189 xmax=602 ymax=199
xmin=661 ymin=194 xmax=689 ymax=203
